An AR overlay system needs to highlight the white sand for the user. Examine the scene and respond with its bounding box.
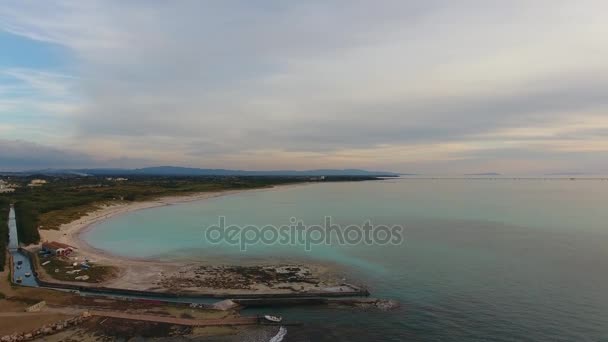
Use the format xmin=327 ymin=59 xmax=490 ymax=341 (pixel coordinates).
xmin=35 ymin=183 xmax=345 ymax=293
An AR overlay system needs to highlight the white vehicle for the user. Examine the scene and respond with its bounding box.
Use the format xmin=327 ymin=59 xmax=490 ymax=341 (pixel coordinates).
xmin=263 ymin=315 xmax=283 ymax=323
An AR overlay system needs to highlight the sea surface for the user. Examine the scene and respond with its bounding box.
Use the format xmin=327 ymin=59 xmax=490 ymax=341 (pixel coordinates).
xmin=83 ymin=177 xmax=608 ymax=341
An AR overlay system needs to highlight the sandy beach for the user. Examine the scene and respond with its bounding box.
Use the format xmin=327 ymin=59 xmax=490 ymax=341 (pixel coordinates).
xmin=35 ymin=184 xmax=353 ymax=295
xmin=40 ymin=188 xmax=247 ymax=262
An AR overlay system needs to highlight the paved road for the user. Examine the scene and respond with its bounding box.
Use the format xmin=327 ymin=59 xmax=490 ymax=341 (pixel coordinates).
xmin=8 ymin=206 xmax=39 ymax=287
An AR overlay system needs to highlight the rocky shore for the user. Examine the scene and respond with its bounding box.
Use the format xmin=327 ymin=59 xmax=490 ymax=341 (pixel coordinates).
xmin=0 ymin=313 xmax=91 ymax=342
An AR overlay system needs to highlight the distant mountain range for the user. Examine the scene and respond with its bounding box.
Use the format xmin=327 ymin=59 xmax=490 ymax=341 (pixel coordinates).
xmin=5 ymin=166 xmax=401 ymax=177
xmin=464 ymin=172 xmax=501 ymax=176
xmin=544 ymin=172 xmax=587 ymax=176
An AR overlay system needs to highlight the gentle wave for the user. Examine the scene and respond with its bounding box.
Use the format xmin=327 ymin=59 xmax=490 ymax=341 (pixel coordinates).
xmin=269 ymin=326 xmax=287 ymax=342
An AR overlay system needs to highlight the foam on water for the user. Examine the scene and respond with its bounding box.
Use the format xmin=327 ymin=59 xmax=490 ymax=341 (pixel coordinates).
xmin=269 ymin=327 xmax=287 ymax=342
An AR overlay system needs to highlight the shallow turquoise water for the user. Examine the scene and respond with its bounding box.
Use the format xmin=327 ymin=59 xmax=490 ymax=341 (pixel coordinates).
xmin=84 ymin=178 xmax=608 ymax=341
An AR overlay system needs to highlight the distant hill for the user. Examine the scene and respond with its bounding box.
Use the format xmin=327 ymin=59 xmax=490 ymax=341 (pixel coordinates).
xmin=544 ymin=172 xmax=587 ymax=176
xmin=11 ymin=166 xmax=400 ymax=177
xmin=464 ymin=172 xmax=501 ymax=176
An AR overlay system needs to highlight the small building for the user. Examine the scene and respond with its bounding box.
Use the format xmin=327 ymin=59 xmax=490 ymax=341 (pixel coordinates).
xmin=42 ymin=241 xmax=76 ymax=257
xmin=106 ymin=177 xmax=128 ymax=182
xmin=0 ymin=180 xmax=16 ymax=193
xmin=28 ymin=179 xmax=48 ymax=187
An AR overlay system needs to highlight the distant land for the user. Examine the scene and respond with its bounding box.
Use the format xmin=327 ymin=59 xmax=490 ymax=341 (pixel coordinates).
xmin=544 ymin=172 xmax=588 ymax=176
xmin=464 ymin=173 xmax=501 ymax=176
xmin=1 ymin=166 xmax=401 ymax=177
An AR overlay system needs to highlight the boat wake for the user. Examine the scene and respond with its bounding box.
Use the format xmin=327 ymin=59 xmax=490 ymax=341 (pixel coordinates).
xmin=269 ymin=326 xmax=287 ymax=342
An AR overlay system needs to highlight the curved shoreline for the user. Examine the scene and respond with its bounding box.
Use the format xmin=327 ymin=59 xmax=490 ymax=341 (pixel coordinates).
xmin=42 ymin=182 xmax=311 ymax=264
xmin=35 ymin=182 xmax=354 ymax=294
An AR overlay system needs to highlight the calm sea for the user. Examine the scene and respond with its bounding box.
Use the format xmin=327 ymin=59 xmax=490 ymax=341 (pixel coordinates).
xmin=84 ymin=178 xmax=608 ymax=341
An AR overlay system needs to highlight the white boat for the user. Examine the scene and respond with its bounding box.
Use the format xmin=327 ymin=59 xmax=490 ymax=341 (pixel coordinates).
xmin=263 ymin=315 xmax=283 ymax=323
xmin=25 ymin=272 xmax=31 ymax=278
xmin=16 ymin=277 xmax=22 ymax=283
xmin=16 ymin=265 xmax=21 ymax=270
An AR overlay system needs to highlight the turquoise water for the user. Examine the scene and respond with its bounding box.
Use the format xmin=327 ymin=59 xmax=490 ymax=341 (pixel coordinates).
xmin=84 ymin=178 xmax=608 ymax=341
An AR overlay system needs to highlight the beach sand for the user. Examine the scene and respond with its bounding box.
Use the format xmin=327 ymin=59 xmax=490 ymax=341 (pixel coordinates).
xmin=35 ymin=185 xmax=353 ymax=295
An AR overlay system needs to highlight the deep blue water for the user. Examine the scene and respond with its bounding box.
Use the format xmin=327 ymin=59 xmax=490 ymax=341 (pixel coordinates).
xmin=84 ymin=178 xmax=608 ymax=341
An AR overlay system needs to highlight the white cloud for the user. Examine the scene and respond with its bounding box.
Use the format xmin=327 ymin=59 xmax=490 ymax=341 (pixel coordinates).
xmin=0 ymin=0 xmax=608 ymax=173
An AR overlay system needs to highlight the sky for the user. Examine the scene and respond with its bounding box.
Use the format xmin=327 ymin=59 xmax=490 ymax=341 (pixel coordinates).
xmin=1 ymin=0 xmax=607 ymax=174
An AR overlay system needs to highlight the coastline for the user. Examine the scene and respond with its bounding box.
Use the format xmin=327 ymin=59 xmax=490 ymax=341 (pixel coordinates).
xmin=41 ymin=188 xmax=247 ymax=262
xmin=35 ymin=182 xmax=358 ymax=295
xmin=41 ymin=182 xmax=311 ymax=261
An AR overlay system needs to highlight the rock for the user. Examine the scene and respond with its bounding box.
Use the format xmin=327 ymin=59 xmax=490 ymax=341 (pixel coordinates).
xmin=211 ymin=299 xmax=239 ymax=311
xmin=375 ymin=299 xmax=399 ymax=311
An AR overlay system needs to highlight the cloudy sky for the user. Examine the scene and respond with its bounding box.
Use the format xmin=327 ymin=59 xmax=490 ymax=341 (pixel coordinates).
xmin=1 ymin=1 xmax=607 ymax=174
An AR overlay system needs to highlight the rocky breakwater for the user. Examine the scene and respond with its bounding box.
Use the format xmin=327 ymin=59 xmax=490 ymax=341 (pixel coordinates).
xmin=328 ymin=298 xmax=400 ymax=311
xmin=0 ymin=312 xmax=91 ymax=342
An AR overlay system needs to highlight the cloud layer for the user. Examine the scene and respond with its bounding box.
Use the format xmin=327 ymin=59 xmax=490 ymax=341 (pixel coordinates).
xmin=1 ymin=1 xmax=608 ymax=173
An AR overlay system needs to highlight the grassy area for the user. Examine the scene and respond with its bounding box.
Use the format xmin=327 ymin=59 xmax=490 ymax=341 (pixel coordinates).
xmin=0 ymin=198 xmax=10 ymax=271
xmin=36 ymin=254 xmax=116 ymax=283
xmin=13 ymin=201 xmax=40 ymax=245
xmin=5 ymin=176 xmax=310 ymax=235
xmin=38 ymin=202 xmax=106 ymax=231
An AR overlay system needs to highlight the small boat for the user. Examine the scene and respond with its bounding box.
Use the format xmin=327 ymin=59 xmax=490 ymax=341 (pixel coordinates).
xmin=17 ymin=260 xmax=23 ymax=265
xmin=16 ymin=277 xmax=22 ymax=283
xmin=263 ymin=315 xmax=283 ymax=323
xmin=25 ymin=272 xmax=31 ymax=278
xmin=16 ymin=265 xmax=21 ymax=270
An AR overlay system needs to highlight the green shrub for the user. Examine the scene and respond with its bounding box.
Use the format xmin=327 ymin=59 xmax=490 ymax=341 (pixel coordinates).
xmin=0 ymin=198 xmax=9 ymax=272
xmin=13 ymin=200 xmax=41 ymax=245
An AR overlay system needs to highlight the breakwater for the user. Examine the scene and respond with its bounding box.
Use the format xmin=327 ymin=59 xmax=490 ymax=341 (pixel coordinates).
xmin=19 ymin=248 xmax=369 ymax=302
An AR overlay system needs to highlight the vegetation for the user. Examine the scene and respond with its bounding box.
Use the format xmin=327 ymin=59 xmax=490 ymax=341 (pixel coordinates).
xmin=0 ymin=198 xmax=9 ymax=272
xmin=36 ymin=254 xmax=116 ymax=283
xmin=13 ymin=201 xmax=41 ymax=245
xmin=1 ymin=174 xmax=380 ymax=245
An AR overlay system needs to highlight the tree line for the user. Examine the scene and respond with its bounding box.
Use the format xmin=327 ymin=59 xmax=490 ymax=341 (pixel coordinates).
xmin=0 ymin=198 xmax=9 ymax=272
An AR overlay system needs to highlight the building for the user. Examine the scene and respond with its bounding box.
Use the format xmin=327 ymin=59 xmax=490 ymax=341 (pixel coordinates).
xmin=42 ymin=241 xmax=76 ymax=256
xmin=0 ymin=179 xmax=16 ymax=193
xmin=105 ymin=177 xmax=128 ymax=181
xmin=28 ymin=179 xmax=48 ymax=187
